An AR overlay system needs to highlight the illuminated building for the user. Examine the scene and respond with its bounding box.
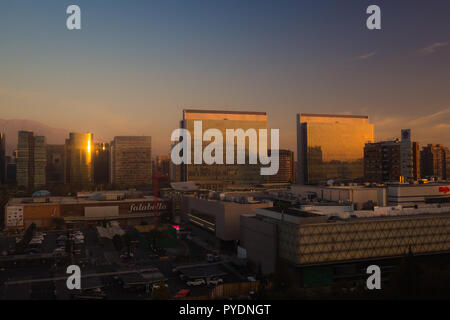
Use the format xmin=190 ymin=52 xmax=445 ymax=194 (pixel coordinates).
xmin=64 ymin=133 xmax=94 ymax=185
xmin=46 ymin=144 xmax=65 ymax=185
xmin=94 ymin=142 xmax=110 ymax=185
xmin=16 ymin=131 xmax=46 ymax=189
xmin=296 ymin=114 xmax=374 ymax=185
xmin=110 ymin=136 xmax=152 ymax=187
xmin=180 ymin=109 xmax=268 ymax=190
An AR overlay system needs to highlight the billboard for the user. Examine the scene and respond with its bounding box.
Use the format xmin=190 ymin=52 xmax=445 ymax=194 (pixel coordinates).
xmin=6 ymin=206 xmax=24 ymax=227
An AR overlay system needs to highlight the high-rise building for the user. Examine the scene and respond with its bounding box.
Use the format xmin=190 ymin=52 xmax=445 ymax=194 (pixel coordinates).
xmin=412 ymin=141 xmax=420 ymax=180
xmin=420 ymin=144 xmax=450 ymax=180
xmin=46 ymin=145 xmax=65 ymax=185
xmin=364 ymin=129 xmax=418 ymax=183
xmin=364 ymin=141 xmax=401 ymax=183
xmin=0 ymin=132 xmax=5 ymax=184
xmin=6 ymin=155 xmax=16 ymax=184
xmin=297 ymin=114 xmax=374 ymax=185
xmin=180 ymin=109 xmax=268 ymax=190
xmin=94 ymin=142 xmax=110 ymax=185
xmin=110 ymin=136 xmax=152 ymax=186
xmin=16 ymin=131 xmax=46 ymax=189
xmin=266 ymin=149 xmax=295 ymax=184
xmin=64 ymin=133 xmax=94 ymax=185
xmin=155 ymin=154 xmax=171 ymax=177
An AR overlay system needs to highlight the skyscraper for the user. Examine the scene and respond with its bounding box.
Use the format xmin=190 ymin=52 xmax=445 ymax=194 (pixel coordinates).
xmin=180 ymin=109 xmax=268 ymax=190
xmin=17 ymin=131 xmax=46 ymax=189
xmin=420 ymin=144 xmax=450 ymax=180
xmin=0 ymin=132 xmax=5 ymax=184
xmin=64 ymin=133 xmax=94 ymax=185
xmin=94 ymin=142 xmax=110 ymax=185
xmin=46 ymin=145 xmax=65 ymax=185
xmin=110 ymin=136 xmax=152 ymax=187
xmin=297 ymin=114 xmax=374 ymax=185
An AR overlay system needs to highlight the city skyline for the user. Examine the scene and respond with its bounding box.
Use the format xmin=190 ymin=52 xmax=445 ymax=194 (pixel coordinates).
xmin=1 ymin=0 xmax=450 ymax=155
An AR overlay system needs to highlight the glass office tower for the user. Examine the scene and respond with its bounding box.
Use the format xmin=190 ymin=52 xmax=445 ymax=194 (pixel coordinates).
xmin=65 ymin=133 xmax=94 ymax=185
xmin=297 ymin=114 xmax=374 ymax=184
xmin=180 ymin=109 xmax=268 ymax=190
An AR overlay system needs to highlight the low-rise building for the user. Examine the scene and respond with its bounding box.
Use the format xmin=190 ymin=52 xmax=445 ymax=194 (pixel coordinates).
xmin=181 ymin=192 xmax=273 ymax=242
xmin=240 ymin=203 xmax=450 ymax=286
xmin=4 ymin=191 xmax=171 ymax=230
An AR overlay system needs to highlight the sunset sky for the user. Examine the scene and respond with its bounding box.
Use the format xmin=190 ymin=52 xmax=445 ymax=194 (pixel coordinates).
xmin=1 ymin=0 xmax=449 ymax=155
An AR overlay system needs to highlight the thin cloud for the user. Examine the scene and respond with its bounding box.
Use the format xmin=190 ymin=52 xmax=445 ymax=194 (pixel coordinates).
xmin=357 ymin=52 xmax=376 ymax=60
xmin=418 ymin=42 xmax=449 ymax=55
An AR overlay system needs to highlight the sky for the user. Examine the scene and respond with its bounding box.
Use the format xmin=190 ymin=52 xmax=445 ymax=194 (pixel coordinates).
xmin=1 ymin=0 xmax=449 ymax=156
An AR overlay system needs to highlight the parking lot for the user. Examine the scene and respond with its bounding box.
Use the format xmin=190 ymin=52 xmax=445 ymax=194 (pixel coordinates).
xmin=0 ymin=225 xmax=245 ymax=299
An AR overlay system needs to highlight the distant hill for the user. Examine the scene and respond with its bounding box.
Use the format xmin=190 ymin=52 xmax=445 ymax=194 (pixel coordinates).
xmin=0 ymin=119 xmax=69 ymax=156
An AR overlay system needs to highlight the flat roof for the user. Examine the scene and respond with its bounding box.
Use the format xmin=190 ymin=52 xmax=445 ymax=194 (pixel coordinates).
xmin=299 ymin=113 xmax=368 ymax=119
xmin=184 ymin=109 xmax=266 ymax=115
xmin=7 ymin=195 xmax=166 ymax=206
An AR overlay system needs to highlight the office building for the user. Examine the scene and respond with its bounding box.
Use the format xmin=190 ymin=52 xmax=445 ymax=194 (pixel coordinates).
xmin=0 ymin=132 xmax=5 ymax=184
xmin=64 ymin=133 xmax=94 ymax=185
xmin=16 ymin=131 xmax=46 ymax=189
xmin=94 ymin=142 xmax=110 ymax=185
xmin=180 ymin=109 xmax=268 ymax=190
xmin=266 ymin=149 xmax=295 ymax=184
xmin=6 ymin=156 xmax=16 ymax=184
xmin=421 ymin=144 xmax=450 ymax=180
xmin=297 ymin=114 xmax=374 ymax=185
xmin=110 ymin=136 xmax=152 ymax=187
xmin=46 ymin=145 xmax=65 ymax=185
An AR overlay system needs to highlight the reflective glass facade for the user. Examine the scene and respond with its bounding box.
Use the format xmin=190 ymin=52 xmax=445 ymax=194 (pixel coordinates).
xmin=181 ymin=110 xmax=268 ymax=190
xmin=65 ymin=133 xmax=94 ymax=185
xmin=297 ymin=114 xmax=374 ymax=184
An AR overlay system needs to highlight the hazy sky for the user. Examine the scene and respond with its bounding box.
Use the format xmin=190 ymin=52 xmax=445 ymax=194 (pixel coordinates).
xmin=1 ymin=0 xmax=449 ymax=155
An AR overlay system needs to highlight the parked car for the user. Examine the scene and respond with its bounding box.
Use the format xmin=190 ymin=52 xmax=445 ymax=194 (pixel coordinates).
xmin=186 ymin=278 xmax=206 ymax=286
xmin=174 ymin=289 xmax=190 ymax=299
xmin=207 ymin=277 xmax=223 ymax=286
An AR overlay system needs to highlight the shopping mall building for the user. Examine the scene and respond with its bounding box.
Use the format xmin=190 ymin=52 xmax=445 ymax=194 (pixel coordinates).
xmin=4 ymin=191 xmax=172 ymax=230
